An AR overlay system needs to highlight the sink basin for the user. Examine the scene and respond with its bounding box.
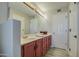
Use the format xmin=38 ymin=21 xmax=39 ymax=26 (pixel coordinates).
xmin=22 ymin=36 xmax=28 ymax=39
xmin=28 ymin=37 xmax=36 ymax=39
xmin=22 ymin=33 xmax=45 ymax=40
xmin=35 ymin=34 xmax=44 ymax=37
xmin=27 ymin=36 xmax=37 ymax=39
xmin=36 ymin=35 xmax=43 ymax=37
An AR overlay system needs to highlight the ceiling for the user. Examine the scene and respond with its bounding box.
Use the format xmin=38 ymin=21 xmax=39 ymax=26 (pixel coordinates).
xmin=9 ymin=2 xmax=37 ymax=17
xmin=9 ymin=2 xmax=69 ymax=17
xmin=32 ymin=2 xmax=69 ymax=13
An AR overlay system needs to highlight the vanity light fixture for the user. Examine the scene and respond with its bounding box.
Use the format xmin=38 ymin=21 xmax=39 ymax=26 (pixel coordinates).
xmin=23 ymin=2 xmax=47 ymax=19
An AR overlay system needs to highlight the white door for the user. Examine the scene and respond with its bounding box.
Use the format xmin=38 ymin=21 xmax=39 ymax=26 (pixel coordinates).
xmin=69 ymin=3 xmax=78 ymax=57
xmin=52 ymin=12 xmax=68 ymax=50
xmin=77 ymin=4 xmax=79 ymax=57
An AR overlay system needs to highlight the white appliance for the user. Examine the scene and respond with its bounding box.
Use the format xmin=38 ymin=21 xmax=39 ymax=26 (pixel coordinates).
xmin=0 ymin=20 xmax=21 ymax=57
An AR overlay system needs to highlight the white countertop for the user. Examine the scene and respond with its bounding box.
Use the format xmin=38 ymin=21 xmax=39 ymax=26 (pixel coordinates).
xmin=21 ymin=33 xmax=51 ymax=45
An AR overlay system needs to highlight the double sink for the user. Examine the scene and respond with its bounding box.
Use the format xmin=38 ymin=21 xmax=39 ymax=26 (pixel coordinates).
xmin=24 ymin=34 xmax=44 ymax=39
xmin=21 ymin=34 xmax=39 ymax=45
xmin=21 ymin=33 xmax=50 ymax=45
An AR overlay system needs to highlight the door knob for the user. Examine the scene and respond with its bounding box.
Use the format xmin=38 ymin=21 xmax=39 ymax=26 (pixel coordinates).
xmin=74 ymin=35 xmax=77 ymax=38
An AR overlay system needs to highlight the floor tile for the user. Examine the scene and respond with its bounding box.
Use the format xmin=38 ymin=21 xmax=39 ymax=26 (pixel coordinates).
xmin=45 ymin=48 xmax=69 ymax=57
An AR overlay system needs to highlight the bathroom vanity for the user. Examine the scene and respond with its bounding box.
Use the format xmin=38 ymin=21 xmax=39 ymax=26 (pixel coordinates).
xmin=21 ymin=33 xmax=52 ymax=57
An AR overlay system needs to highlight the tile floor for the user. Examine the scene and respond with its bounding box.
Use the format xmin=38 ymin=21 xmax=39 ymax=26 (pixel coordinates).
xmin=45 ymin=47 xmax=69 ymax=57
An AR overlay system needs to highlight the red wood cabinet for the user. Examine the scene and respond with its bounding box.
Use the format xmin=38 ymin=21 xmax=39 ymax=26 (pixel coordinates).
xmin=21 ymin=46 xmax=24 ymax=57
xmin=42 ymin=37 xmax=47 ymax=56
xmin=35 ymin=39 xmax=43 ymax=57
xmin=21 ymin=35 xmax=52 ymax=57
xmin=47 ymin=36 xmax=49 ymax=50
xmin=42 ymin=35 xmax=52 ymax=56
xmin=48 ymin=35 xmax=52 ymax=48
xmin=23 ymin=42 xmax=35 ymax=57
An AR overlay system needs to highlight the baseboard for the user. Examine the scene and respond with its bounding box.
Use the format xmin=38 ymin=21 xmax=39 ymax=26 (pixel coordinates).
xmin=0 ymin=53 xmax=7 ymax=57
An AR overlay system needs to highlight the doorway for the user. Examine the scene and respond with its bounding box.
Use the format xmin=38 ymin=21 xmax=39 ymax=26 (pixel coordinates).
xmin=51 ymin=12 xmax=69 ymax=50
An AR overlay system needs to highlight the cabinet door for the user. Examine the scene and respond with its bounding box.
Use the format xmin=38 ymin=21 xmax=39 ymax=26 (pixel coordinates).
xmin=21 ymin=46 xmax=24 ymax=57
xmin=24 ymin=42 xmax=35 ymax=57
xmin=42 ymin=37 xmax=47 ymax=56
xmin=35 ymin=39 xmax=43 ymax=57
xmin=46 ymin=36 xmax=49 ymax=50
xmin=49 ymin=35 xmax=52 ymax=47
xmin=48 ymin=35 xmax=52 ymax=48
